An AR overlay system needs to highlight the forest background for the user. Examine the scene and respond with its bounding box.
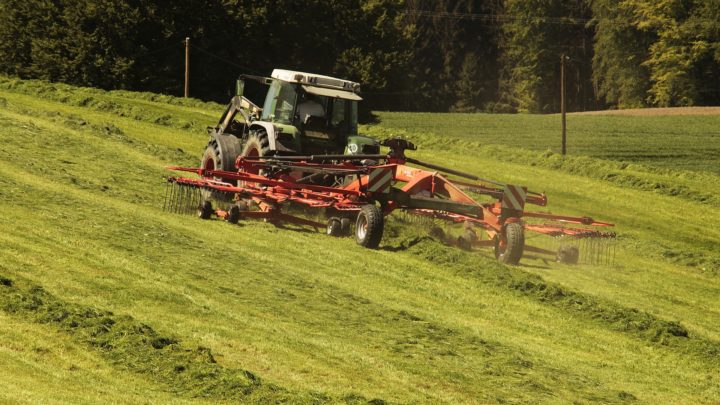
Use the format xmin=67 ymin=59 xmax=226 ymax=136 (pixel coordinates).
xmin=1 ymin=0 xmax=718 ymax=114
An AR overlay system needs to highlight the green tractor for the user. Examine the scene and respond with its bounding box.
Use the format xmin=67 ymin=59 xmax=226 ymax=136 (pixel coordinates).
xmin=201 ymin=69 xmax=380 ymax=182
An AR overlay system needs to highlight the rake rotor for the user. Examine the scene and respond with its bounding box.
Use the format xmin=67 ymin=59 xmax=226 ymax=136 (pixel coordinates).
xmin=164 ymin=138 xmax=617 ymax=265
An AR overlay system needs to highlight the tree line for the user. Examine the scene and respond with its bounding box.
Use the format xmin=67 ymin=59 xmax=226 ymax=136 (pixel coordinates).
xmin=0 ymin=0 xmax=718 ymax=113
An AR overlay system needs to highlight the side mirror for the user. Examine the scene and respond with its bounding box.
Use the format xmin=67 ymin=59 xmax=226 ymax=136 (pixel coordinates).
xmin=235 ymin=79 xmax=245 ymax=97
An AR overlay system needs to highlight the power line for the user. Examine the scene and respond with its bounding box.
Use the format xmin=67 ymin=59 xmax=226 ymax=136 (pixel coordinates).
xmin=401 ymin=10 xmax=594 ymax=26
xmin=133 ymin=42 xmax=182 ymax=61
xmin=190 ymin=44 xmax=263 ymax=75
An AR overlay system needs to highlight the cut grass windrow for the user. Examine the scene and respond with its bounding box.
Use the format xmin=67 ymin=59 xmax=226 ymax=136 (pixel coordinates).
xmin=0 ymin=274 xmax=382 ymax=404
xmin=0 ymin=76 xmax=220 ymax=135
xmin=383 ymin=233 xmax=720 ymax=366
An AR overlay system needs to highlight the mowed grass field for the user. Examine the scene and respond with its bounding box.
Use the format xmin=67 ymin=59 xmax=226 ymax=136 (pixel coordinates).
xmin=374 ymin=111 xmax=720 ymax=174
xmin=1 ymin=76 xmax=719 ymax=404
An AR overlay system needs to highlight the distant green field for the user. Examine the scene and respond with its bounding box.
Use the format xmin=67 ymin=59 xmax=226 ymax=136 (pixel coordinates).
xmin=374 ymin=111 xmax=720 ymax=174
xmin=1 ymin=76 xmax=719 ymax=404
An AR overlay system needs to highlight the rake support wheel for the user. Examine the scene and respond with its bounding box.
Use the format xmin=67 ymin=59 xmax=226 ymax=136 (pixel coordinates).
xmin=327 ymin=218 xmax=342 ymax=237
xmin=494 ymin=222 xmax=525 ymax=265
xmin=227 ymin=205 xmax=241 ymax=224
xmin=557 ymin=245 xmax=580 ymax=264
xmin=198 ymin=200 xmax=213 ymax=220
xmin=355 ymin=205 xmax=384 ymax=249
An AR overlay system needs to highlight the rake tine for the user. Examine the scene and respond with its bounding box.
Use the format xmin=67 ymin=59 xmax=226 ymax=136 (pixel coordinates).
xmin=168 ymin=180 xmax=175 ymax=212
xmin=177 ymin=184 xmax=184 ymax=214
xmin=175 ymin=184 xmax=185 ymax=214
xmin=593 ymin=238 xmax=598 ymax=265
xmin=189 ymin=186 xmax=199 ymax=214
xmin=177 ymin=183 xmax=185 ymax=214
xmin=163 ymin=180 xmax=169 ymax=211
xmin=195 ymin=187 xmax=202 ymax=214
xmin=182 ymin=184 xmax=189 ymax=214
xmin=169 ymin=181 xmax=177 ymax=213
xmin=180 ymin=187 xmax=190 ymax=214
xmin=606 ymin=239 xmax=611 ymax=265
xmin=186 ymin=186 xmax=194 ymax=215
xmin=174 ymin=183 xmax=182 ymax=214
xmin=174 ymin=183 xmax=181 ymax=214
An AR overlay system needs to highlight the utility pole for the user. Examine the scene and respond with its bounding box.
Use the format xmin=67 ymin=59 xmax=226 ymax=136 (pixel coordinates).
xmin=184 ymin=37 xmax=190 ymax=98
xmin=560 ymin=53 xmax=566 ymax=156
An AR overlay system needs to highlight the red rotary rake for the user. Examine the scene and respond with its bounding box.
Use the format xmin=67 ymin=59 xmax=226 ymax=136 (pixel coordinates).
xmin=165 ymin=138 xmax=615 ymax=265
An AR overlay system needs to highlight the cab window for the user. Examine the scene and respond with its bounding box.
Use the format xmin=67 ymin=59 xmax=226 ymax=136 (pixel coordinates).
xmin=330 ymin=99 xmax=358 ymax=135
xmin=262 ymin=80 xmax=297 ymax=124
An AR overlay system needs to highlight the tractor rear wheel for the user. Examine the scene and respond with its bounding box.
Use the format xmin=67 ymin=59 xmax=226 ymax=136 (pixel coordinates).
xmin=494 ymin=222 xmax=525 ymax=265
xmin=201 ymin=138 xmax=237 ymax=202
xmin=355 ymin=205 xmax=384 ymax=249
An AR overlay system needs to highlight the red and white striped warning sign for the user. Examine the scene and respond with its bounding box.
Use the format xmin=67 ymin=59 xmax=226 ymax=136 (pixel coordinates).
xmin=366 ymin=167 xmax=393 ymax=193
xmin=502 ymin=184 xmax=526 ymax=211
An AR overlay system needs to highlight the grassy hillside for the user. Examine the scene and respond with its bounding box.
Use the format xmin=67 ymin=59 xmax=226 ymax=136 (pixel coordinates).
xmin=1 ymin=76 xmax=719 ymax=403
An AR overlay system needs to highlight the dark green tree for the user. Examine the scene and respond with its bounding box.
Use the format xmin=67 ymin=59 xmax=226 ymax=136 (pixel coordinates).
xmin=403 ymin=0 xmax=503 ymax=111
xmin=499 ymin=0 xmax=596 ymax=113
xmin=591 ymin=0 xmax=655 ymax=108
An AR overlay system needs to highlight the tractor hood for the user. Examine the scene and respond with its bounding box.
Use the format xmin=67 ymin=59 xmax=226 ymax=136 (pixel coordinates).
xmin=301 ymin=85 xmax=363 ymax=101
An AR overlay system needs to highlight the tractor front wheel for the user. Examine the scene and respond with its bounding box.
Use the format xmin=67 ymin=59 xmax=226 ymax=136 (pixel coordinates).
xmin=240 ymin=129 xmax=272 ymax=186
xmin=355 ymin=205 xmax=384 ymax=249
xmin=494 ymin=222 xmax=525 ymax=265
xmin=242 ymin=129 xmax=272 ymax=162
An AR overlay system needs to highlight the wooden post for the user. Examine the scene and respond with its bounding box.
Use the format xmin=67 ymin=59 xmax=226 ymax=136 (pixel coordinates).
xmin=560 ymin=53 xmax=566 ymax=156
xmin=184 ymin=37 xmax=190 ymax=98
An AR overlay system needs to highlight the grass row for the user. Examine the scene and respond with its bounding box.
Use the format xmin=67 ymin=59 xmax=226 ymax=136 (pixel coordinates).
xmin=0 ymin=275 xmax=359 ymax=404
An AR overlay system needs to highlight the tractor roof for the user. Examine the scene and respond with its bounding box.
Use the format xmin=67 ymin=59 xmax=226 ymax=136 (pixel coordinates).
xmin=271 ymin=69 xmax=362 ymax=101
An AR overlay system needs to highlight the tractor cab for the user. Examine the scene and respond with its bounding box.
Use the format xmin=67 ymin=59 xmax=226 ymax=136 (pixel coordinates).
xmin=205 ymin=69 xmax=379 ymax=188
xmin=257 ymin=69 xmax=364 ymax=154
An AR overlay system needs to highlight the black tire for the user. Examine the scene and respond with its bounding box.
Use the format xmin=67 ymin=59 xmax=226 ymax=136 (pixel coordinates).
xmin=457 ymin=234 xmax=472 ymax=250
xmin=340 ymin=217 xmax=351 ymax=235
xmin=457 ymin=228 xmax=478 ymax=250
xmin=201 ymin=136 xmax=240 ymax=202
xmin=240 ymin=128 xmax=272 ymax=185
xmin=198 ymin=200 xmax=213 ymax=220
xmin=327 ymin=218 xmax=342 ymax=237
xmin=242 ymin=128 xmax=272 ymax=161
xmin=557 ymin=245 xmax=579 ymax=264
xmin=355 ymin=204 xmax=384 ymax=249
xmin=494 ymin=222 xmax=525 ymax=265
xmin=227 ymin=205 xmax=241 ymax=224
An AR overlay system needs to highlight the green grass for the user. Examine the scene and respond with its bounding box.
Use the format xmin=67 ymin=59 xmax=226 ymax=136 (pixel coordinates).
xmin=0 ymin=75 xmax=719 ymax=403
xmin=373 ymin=111 xmax=720 ymax=174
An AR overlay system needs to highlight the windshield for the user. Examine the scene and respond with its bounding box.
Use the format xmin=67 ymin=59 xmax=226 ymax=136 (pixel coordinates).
xmin=262 ymin=81 xmax=358 ymax=134
xmin=262 ymin=80 xmax=297 ymax=124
